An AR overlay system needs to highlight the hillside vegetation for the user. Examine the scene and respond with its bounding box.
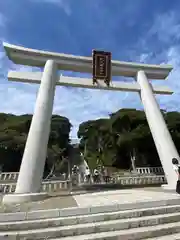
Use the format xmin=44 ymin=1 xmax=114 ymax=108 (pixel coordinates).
xmin=0 ymin=109 xmax=180 ymax=173
xmin=78 ymin=109 xmax=180 ymax=169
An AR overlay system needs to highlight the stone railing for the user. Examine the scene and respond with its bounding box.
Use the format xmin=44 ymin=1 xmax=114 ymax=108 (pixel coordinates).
xmin=41 ymin=180 xmax=71 ymax=192
xmin=0 ymin=167 xmax=164 ymax=182
xmin=0 ymin=172 xmax=19 ymax=181
xmin=0 ymin=180 xmax=71 ymax=194
xmin=136 ymin=167 xmax=164 ymax=175
xmin=114 ymin=175 xmax=166 ymax=185
xmin=0 ymin=175 xmax=166 ymax=194
xmin=0 ymin=172 xmax=69 ymax=182
xmin=0 ymin=183 xmax=16 ymax=193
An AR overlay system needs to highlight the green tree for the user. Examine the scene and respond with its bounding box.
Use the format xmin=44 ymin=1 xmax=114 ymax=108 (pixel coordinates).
xmin=78 ymin=108 xmax=178 ymax=169
xmin=0 ymin=113 xmax=72 ymax=175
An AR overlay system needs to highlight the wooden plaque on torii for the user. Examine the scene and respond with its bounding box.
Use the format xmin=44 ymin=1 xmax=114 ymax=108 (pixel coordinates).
xmin=92 ymin=50 xmax=111 ymax=86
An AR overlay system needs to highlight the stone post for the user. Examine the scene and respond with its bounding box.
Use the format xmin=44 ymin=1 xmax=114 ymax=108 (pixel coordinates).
xmin=136 ymin=70 xmax=180 ymax=189
xmin=3 ymin=60 xmax=57 ymax=204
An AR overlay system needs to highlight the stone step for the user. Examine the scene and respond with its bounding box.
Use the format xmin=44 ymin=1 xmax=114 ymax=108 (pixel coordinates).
xmin=0 ymin=204 xmax=180 ymax=231
xmin=145 ymin=233 xmax=180 ymax=239
xmin=47 ymin=222 xmax=180 ymax=240
xmin=1 ymin=197 xmax=180 ymax=222
xmin=0 ymin=211 xmax=180 ymax=239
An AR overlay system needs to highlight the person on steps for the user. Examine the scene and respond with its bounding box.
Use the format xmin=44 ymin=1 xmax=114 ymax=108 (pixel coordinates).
xmin=85 ymin=167 xmax=91 ymax=183
xmin=172 ymin=158 xmax=180 ymax=194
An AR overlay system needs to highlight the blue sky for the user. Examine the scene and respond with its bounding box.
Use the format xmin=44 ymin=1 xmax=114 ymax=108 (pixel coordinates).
xmin=0 ymin=0 xmax=180 ymax=139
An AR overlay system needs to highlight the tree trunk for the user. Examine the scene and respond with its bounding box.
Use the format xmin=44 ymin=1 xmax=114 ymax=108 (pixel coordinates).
xmin=45 ymin=164 xmax=55 ymax=180
xmin=130 ymin=148 xmax=136 ymax=172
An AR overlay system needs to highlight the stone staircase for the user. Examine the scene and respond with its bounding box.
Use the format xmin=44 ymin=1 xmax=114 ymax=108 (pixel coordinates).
xmin=1 ymin=198 xmax=180 ymax=239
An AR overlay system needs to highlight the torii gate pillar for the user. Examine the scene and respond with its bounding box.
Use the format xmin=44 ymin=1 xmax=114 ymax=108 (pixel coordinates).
xmin=3 ymin=60 xmax=57 ymax=204
xmin=137 ymin=70 xmax=179 ymax=188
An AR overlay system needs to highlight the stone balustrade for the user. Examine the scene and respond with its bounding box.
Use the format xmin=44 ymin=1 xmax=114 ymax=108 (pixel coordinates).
xmin=0 ymin=172 xmax=19 ymax=181
xmin=0 ymin=180 xmax=71 ymax=194
xmin=136 ymin=167 xmax=164 ymax=175
xmin=114 ymin=175 xmax=166 ymax=185
xmin=0 ymin=184 xmax=16 ymax=193
xmin=0 ymin=167 xmax=164 ymax=183
xmin=0 ymin=175 xmax=166 ymax=194
xmin=0 ymin=167 xmax=166 ymax=194
xmin=41 ymin=180 xmax=71 ymax=192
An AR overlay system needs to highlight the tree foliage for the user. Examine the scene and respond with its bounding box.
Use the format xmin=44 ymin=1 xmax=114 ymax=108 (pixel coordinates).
xmin=78 ymin=109 xmax=180 ymax=169
xmin=1 ymin=108 xmax=180 ymax=173
xmin=0 ymin=113 xmax=73 ymax=175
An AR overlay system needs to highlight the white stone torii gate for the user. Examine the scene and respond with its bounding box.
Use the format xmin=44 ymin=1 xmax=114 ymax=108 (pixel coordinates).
xmin=2 ymin=42 xmax=180 ymax=204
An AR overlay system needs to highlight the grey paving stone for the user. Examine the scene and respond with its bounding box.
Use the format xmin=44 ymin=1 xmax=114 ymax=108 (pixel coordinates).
xmin=0 ymin=194 xmax=77 ymax=213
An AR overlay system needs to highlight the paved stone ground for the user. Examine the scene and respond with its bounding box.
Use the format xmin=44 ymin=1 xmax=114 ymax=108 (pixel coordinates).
xmin=0 ymin=191 xmax=77 ymax=213
xmin=73 ymin=187 xmax=180 ymax=207
xmin=0 ymin=187 xmax=179 ymax=213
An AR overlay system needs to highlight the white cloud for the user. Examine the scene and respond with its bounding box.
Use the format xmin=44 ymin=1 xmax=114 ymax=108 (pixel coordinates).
xmin=0 ymin=11 xmax=39 ymax=117
xmin=149 ymin=11 xmax=180 ymax=43
xmin=53 ymin=86 xmax=140 ymax=138
xmin=30 ymin=0 xmax=71 ymax=15
xmin=155 ymin=46 xmax=180 ymax=110
xmin=134 ymin=10 xmax=180 ymax=113
xmin=0 ymin=82 xmax=38 ymax=114
xmin=1 ymin=6 xmax=180 ymax=139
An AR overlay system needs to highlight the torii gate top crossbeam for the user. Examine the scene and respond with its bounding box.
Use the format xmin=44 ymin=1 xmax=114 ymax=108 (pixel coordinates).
xmin=3 ymin=42 xmax=172 ymax=80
